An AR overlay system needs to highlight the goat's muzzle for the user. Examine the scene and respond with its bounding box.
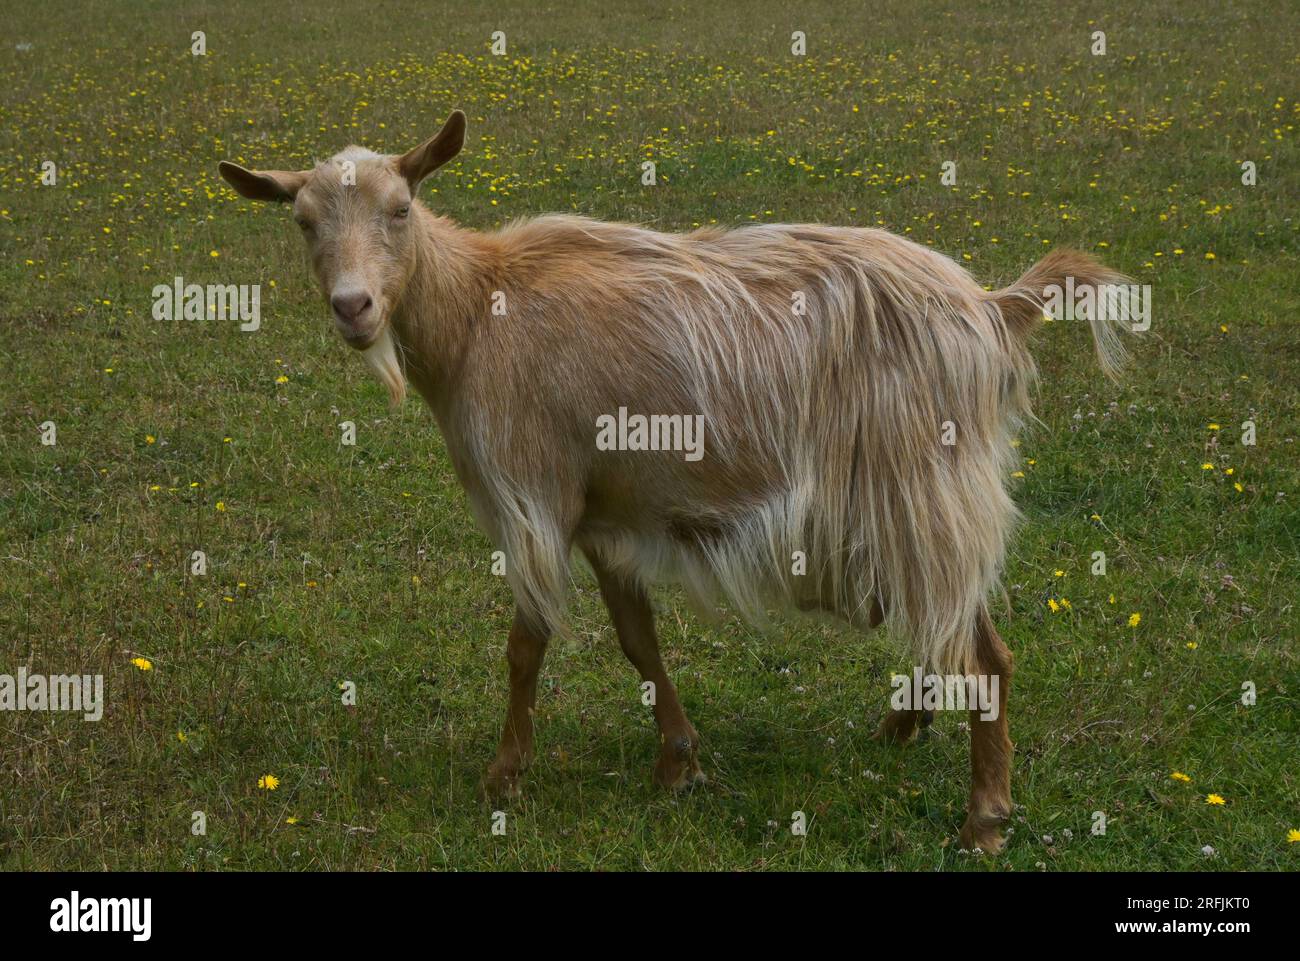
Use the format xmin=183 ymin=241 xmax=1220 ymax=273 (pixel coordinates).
xmin=331 ymin=289 xmax=380 ymax=349
xmin=337 ymin=323 xmax=379 ymax=350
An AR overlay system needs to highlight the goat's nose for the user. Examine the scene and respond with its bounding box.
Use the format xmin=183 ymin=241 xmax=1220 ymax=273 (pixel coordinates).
xmin=331 ymin=290 xmax=373 ymax=323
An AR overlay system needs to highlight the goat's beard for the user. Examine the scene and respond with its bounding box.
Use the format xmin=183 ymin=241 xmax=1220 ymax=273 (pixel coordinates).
xmin=361 ymin=324 xmax=407 ymax=406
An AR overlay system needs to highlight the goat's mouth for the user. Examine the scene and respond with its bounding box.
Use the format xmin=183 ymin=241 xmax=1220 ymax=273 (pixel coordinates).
xmin=340 ymin=326 xmax=380 ymax=350
xmin=334 ymin=313 xmax=385 ymax=351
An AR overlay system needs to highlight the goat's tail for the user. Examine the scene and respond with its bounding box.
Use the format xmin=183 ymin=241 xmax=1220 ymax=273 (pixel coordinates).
xmin=986 ymin=248 xmax=1134 ymax=379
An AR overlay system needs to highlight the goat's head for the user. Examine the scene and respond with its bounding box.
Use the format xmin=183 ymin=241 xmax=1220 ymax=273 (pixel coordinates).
xmin=218 ymin=110 xmax=466 ymax=357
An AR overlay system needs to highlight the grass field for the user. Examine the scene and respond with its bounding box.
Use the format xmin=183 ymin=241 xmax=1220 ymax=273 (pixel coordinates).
xmin=1 ymin=0 xmax=1297 ymax=871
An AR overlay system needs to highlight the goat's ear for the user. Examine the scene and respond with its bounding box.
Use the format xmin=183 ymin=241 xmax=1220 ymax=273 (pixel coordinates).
xmin=397 ymin=109 xmax=466 ymax=189
xmin=218 ymin=161 xmax=308 ymax=203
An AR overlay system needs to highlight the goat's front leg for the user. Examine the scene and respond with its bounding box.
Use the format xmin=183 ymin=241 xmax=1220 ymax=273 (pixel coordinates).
xmin=482 ymin=609 xmax=550 ymax=800
xmin=588 ymin=553 xmax=705 ymax=791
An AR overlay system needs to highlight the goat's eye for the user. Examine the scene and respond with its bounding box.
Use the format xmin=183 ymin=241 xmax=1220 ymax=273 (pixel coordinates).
xmin=295 ymin=217 xmax=313 ymax=232
xmin=393 ymin=205 xmax=410 ymax=220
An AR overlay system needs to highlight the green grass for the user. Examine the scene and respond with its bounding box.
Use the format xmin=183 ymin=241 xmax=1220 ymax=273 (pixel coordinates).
xmin=1 ymin=0 xmax=1297 ymax=871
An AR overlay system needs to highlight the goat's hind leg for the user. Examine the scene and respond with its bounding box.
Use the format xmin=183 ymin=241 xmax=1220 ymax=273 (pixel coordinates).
xmin=958 ymin=604 xmax=1014 ymax=853
xmin=860 ymin=597 xmax=935 ymax=744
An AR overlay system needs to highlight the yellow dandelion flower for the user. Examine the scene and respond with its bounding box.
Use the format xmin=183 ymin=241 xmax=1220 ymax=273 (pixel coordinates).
xmin=1206 ymin=794 xmax=1225 ymax=806
xmin=177 ymin=731 xmax=188 ymax=743
xmin=1201 ymin=463 xmax=1215 ymax=470
xmin=1287 ymin=829 xmax=1300 ymax=843
xmin=1234 ymin=482 xmax=1243 ymax=493
xmin=258 ymin=774 xmax=280 ymax=790
xmin=131 ymin=657 xmax=152 ymax=671
xmin=1171 ymin=771 xmax=1191 ymax=783
xmin=286 ymin=816 xmax=299 ymax=825
xmin=1128 ymin=612 xmax=1141 ymax=627
xmin=1207 ymin=423 xmax=1220 ymax=430
xmin=145 ymin=435 xmax=155 ymax=445
xmin=1186 ymin=641 xmax=1198 ymax=649
xmin=1047 ymin=598 xmax=1060 ymax=613
xmin=215 ymin=501 xmax=226 ymax=512
xmin=275 ymin=375 xmax=289 ymax=384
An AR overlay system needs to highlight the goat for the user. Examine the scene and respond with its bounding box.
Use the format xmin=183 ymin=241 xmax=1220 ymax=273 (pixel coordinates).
xmin=219 ymin=110 xmax=1132 ymax=853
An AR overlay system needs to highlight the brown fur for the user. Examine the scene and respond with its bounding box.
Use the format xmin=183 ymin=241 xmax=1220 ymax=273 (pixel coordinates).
xmin=219 ymin=111 xmax=1133 ymax=852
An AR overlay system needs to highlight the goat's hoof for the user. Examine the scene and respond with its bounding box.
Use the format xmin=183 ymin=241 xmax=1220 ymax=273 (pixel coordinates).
xmin=653 ymin=733 xmax=705 ymax=792
xmin=875 ymin=709 xmax=933 ymax=745
xmin=958 ymin=807 xmax=1009 ymax=855
xmin=480 ymin=762 xmax=525 ymax=802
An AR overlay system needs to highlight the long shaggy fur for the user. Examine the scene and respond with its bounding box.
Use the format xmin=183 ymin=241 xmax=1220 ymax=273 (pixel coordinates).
xmin=386 ymin=209 xmax=1129 ymax=674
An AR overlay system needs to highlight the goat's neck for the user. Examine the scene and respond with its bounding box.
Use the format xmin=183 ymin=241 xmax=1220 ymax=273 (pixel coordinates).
xmin=389 ymin=207 xmax=492 ymax=409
